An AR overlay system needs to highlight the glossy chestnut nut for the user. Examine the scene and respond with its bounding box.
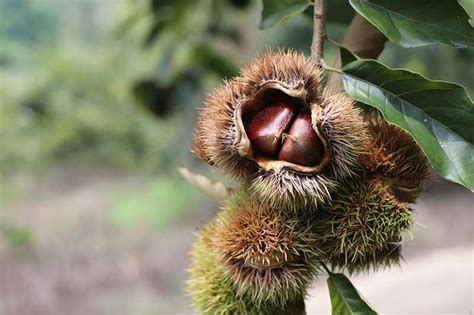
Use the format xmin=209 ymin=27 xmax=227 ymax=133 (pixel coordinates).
xmin=278 ymin=111 xmax=324 ymax=166
xmin=246 ymin=101 xmax=324 ymax=167
xmin=246 ymin=102 xmax=294 ymax=157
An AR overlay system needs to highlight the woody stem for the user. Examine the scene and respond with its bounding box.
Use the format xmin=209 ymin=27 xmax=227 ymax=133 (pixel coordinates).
xmin=311 ymin=0 xmax=327 ymax=66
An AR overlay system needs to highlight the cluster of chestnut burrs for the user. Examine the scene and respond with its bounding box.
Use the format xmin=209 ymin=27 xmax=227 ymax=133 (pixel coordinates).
xmin=186 ymin=50 xmax=430 ymax=314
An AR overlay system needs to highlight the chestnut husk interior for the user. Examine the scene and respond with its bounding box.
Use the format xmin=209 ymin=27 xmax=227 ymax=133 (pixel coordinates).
xmin=234 ymin=81 xmax=331 ymax=174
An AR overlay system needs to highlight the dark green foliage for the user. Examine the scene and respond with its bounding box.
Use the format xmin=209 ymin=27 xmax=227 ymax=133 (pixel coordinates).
xmin=255 ymin=0 xmax=474 ymax=192
xmin=349 ymin=0 xmax=474 ymax=48
xmin=327 ymin=272 xmax=377 ymax=315
xmin=229 ymin=0 xmax=252 ymax=10
xmin=260 ymin=0 xmax=311 ymax=29
xmin=341 ymin=60 xmax=474 ymax=190
xmin=126 ymin=0 xmax=242 ymax=121
xmin=194 ymin=44 xmax=239 ymax=78
xmin=132 ymin=79 xmax=175 ymax=118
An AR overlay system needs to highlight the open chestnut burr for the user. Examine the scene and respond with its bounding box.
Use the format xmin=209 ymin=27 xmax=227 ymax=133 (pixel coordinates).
xmin=236 ymin=82 xmax=331 ymax=173
xmin=194 ymin=50 xmax=368 ymax=209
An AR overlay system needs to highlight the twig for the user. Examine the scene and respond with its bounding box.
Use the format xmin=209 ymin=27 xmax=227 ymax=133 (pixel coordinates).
xmin=310 ymin=0 xmax=327 ymax=66
xmin=178 ymin=167 xmax=232 ymax=201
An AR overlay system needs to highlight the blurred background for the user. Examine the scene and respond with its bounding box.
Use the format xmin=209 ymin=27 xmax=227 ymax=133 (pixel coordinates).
xmin=0 ymin=0 xmax=472 ymax=314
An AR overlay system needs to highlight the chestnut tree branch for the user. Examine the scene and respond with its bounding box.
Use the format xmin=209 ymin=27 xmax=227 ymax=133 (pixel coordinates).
xmin=311 ymin=0 xmax=327 ymax=66
xmin=326 ymin=13 xmax=388 ymax=93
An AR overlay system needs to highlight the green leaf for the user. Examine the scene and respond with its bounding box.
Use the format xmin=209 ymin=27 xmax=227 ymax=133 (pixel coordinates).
xmin=459 ymin=0 xmax=474 ymax=20
xmin=327 ymin=272 xmax=377 ymax=315
xmin=349 ymin=0 xmax=474 ymax=48
xmin=304 ymin=0 xmax=354 ymax=25
xmin=341 ymin=60 xmax=474 ymax=190
xmin=339 ymin=46 xmax=358 ymax=66
xmin=327 ymin=38 xmax=359 ymax=66
xmin=261 ymin=0 xmax=310 ymax=29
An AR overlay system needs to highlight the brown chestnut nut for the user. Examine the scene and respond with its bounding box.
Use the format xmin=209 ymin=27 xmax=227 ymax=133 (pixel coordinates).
xmin=278 ymin=111 xmax=324 ymax=166
xmin=246 ymin=102 xmax=295 ymax=157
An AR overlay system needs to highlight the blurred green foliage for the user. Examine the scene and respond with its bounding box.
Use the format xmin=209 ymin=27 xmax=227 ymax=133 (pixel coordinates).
xmin=109 ymin=177 xmax=204 ymax=229
xmin=0 ymin=0 xmax=60 ymax=66
xmin=0 ymin=223 xmax=32 ymax=247
xmin=0 ymin=0 xmax=198 ymax=177
xmin=124 ymin=0 xmax=250 ymax=118
xmin=2 ymin=0 xmax=471 ymax=177
xmin=0 ymin=45 xmax=193 ymax=173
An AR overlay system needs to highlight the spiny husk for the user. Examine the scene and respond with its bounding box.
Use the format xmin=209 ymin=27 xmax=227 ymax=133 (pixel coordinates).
xmin=211 ymin=192 xmax=321 ymax=307
xmin=364 ymin=111 xmax=431 ymax=202
xmin=187 ymin=224 xmax=307 ymax=315
xmin=194 ymin=49 xmax=320 ymax=178
xmin=195 ymin=49 xmax=368 ymax=210
xmin=312 ymin=179 xmax=413 ymax=273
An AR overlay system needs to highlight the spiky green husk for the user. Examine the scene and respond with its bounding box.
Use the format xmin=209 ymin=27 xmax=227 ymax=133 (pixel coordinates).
xmin=212 ymin=192 xmax=321 ymax=306
xmin=313 ymin=179 xmax=413 ymax=273
xmin=188 ymin=225 xmax=307 ymax=315
xmin=195 ymin=49 xmax=368 ymax=210
xmin=187 ymin=226 xmax=262 ymax=315
xmin=188 ymin=191 xmax=320 ymax=313
xmin=364 ymin=111 xmax=431 ymax=202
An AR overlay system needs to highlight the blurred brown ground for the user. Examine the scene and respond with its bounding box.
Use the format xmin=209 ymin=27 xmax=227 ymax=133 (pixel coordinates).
xmin=0 ymin=172 xmax=472 ymax=315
